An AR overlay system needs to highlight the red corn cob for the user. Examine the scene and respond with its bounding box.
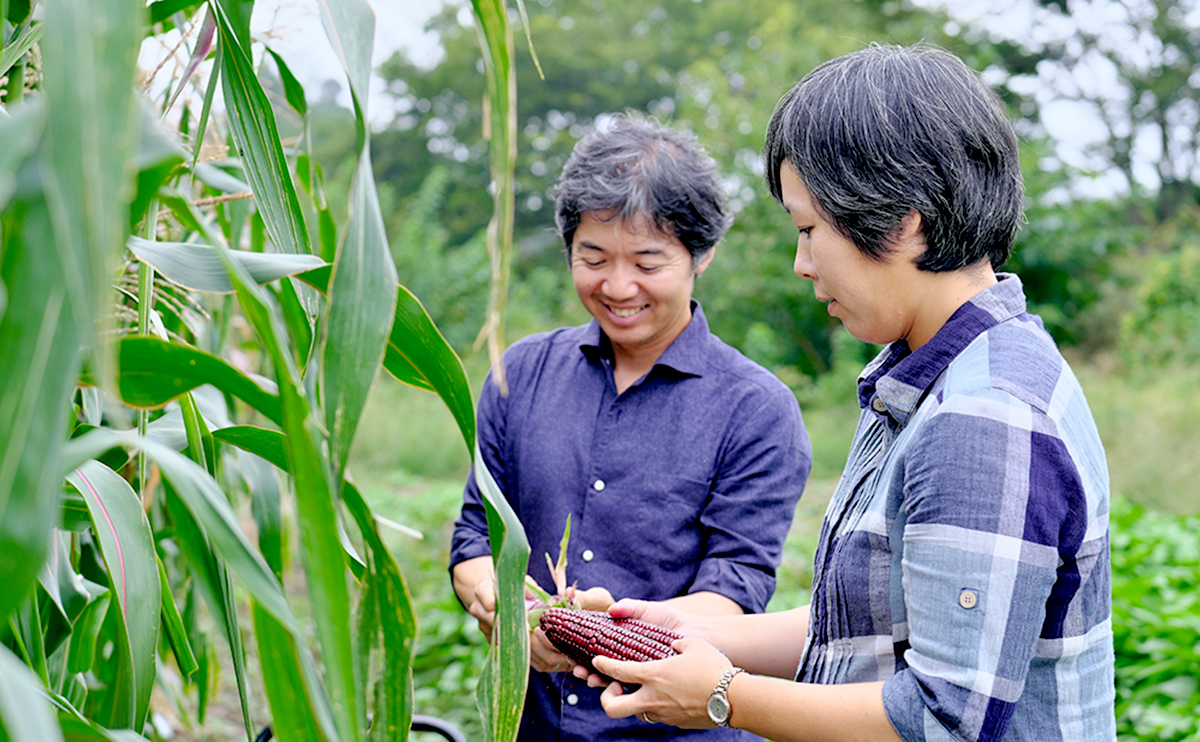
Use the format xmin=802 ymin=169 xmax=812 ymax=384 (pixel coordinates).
xmin=539 ymin=608 xmax=682 ymax=686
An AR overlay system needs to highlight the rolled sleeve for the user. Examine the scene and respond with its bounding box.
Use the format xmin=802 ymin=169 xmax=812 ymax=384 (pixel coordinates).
xmin=883 ymin=392 xmax=1077 ymax=742
xmin=691 ymin=389 xmax=811 ymax=612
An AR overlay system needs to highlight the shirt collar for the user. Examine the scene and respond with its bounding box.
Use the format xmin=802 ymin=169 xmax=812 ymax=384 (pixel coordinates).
xmin=579 ymin=299 xmax=709 ymax=378
xmin=857 ymin=273 xmax=1029 ymax=425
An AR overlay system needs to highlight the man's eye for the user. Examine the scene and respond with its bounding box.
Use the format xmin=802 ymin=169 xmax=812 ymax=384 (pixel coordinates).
xmin=639 ymin=264 xmax=662 ymax=273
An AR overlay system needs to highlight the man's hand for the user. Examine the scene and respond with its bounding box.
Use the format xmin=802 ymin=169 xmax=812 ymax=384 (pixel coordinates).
xmin=452 ymin=556 xmax=498 ymax=642
xmin=531 ymin=585 xmax=617 ymax=673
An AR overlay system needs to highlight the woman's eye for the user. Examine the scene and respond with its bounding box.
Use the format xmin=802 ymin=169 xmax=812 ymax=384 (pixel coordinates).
xmin=797 ymin=226 xmax=813 ymax=237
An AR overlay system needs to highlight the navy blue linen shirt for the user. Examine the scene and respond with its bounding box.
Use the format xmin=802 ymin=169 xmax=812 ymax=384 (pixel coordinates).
xmin=451 ymin=301 xmax=811 ymax=742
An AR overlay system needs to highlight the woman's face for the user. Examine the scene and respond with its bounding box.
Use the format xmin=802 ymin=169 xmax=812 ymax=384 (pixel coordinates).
xmin=778 ymin=165 xmax=927 ymax=347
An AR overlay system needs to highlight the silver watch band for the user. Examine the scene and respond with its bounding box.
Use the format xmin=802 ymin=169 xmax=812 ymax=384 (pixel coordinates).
xmin=716 ymin=666 xmax=744 ymax=694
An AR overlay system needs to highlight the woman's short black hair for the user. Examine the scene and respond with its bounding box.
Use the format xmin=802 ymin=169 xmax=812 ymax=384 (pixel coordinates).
xmin=554 ymin=114 xmax=732 ymax=262
xmin=764 ymin=43 xmax=1024 ymax=272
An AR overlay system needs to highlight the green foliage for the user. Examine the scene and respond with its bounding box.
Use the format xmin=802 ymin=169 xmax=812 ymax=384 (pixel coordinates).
xmin=1119 ymin=231 xmax=1200 ymax=369
xmin=358 ymin=472 xmax=490 ymax=742
xmin=1110 ymin=495 xmax=1200 ymax=741
xmin=1 ymin=1 xmax=531 ymax=741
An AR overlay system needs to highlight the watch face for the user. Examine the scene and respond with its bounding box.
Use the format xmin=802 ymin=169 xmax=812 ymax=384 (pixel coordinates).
xmin=707 ymin=694 xmax=731 ymax=725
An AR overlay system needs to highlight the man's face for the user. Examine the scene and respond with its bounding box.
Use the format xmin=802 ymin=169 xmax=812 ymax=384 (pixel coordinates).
xmin=570 ymin=211 xmax=711 ymax=362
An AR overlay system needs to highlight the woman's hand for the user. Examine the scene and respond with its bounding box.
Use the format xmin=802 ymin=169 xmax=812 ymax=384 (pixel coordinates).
xmin=591 ymin=637 xmax=733 ymax=729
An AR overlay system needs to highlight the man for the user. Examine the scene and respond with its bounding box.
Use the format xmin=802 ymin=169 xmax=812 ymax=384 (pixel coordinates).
xmin=450 ymin=115 xmax=812 ymax=741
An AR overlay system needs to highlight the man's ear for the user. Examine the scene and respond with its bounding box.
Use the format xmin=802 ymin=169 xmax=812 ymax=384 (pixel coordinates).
xmin=694 ymin=246 xmax=716 ymax=276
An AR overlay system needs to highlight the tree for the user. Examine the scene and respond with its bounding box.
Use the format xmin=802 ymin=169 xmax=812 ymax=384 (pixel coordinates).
xmin=370 ymin=0 xmax=970 ymax=374
xmin=924 ymin=0 xmax=1200 ymax=221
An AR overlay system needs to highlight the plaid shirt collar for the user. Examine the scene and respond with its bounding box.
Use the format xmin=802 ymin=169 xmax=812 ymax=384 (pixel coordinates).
xmin=857 ymin=273 xmax=1032 ymax=426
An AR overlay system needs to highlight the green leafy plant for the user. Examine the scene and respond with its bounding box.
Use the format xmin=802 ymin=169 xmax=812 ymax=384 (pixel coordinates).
xmin=0 ymin=1 xmax=533 ymax=741
xmin=1110 ymin=494 xmax=1200 ymax=741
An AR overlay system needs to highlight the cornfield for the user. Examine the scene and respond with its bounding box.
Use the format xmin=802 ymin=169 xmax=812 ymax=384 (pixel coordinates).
xmin=0 ymin=1 xmax=532 ymax=740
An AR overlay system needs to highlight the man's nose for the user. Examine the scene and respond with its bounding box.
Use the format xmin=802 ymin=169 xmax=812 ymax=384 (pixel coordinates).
xmin=602 ymin=265 xmax=639 ymax=298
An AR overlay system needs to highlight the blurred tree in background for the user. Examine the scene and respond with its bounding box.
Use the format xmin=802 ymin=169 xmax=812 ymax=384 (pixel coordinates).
xmin=308 ymin=0 xmax=1198 ymax=383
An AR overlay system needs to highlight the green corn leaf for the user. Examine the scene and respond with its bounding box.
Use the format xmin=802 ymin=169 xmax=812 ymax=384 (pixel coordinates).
xmin=129 ymin=108 xmax=187 ymax=229
xmin=321 ymin=146 xmax=398 ymax=481
xmin=66 ymin=461 xmax=161 ymax=731
xmin=387 ymin=286 xmax=476 ymax=456
xmin=0 ymin=23 xmax=42 ymax=92
xmin=0 ymin=0 xmax=141 ymax=627
xmin=9 ymin=597 xmax=48 ymax=686
xmin=116 ymin=335 xmax=282 ymax=425
xmin=211 ymin=422 xmax=416 ymax=740
xmin=213 ymin=425 xmax=289 ymax=470
xmin=470 ymin=0 xmax=518 ymax=396
xmin=239 ymin=450 xmax=285 ymax=581
xmin=57 ymin=715 xmax=153 ymax=742
xmin=127 ymin=237 xmax=327 ymax=293
xmin=252 ymin=602 xmax=339 ymax=742
xmin=315 ymin=0 xmax=398 ymax=481
xmin=0 ymin=98 xmax=43 ymax=211
xmin=0 ymin=199 xmax=81 ymax=627
xmin=66 ymin=590 xmax=110 ymax=675
xmin=177 ymin=391 xmax=254 ymax=741
xmin=263 ymin=46 xmax=308 ymax=117
xmin=207 ymin=198 xmax=362 ymax=742
xmin=41 ymin=0 xmax=142 ymax=367
xmin=148 ymin=0 xmax=200 ymax=26
xmin=473 ymin=439 xmax=530 ymax=742
xmin=207 ymin=0 xmax=310 ymax=258
xmin=0 ymin=645 xmax=66 ymax=742
xmin=156 ymin=555 xmax=199 ymax=680
xmin=342 ymin=481 xmax=417 ymax=742
xmin=67 ymin=429 xmax=298 ymax=635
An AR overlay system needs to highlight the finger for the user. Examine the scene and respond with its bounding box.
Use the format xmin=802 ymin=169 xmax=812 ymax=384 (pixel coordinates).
xmin=474 ymin=582 xmax=497 ymax=613
xmin=606 ymin=598 xmax=646 ymax=619
xmin=576 ymin=586 xmax=615 ymax=611
xmin=592 ymin=655 xmax=644 ymax=686
xmin=597 ymin=679 xmax=637 ymax=719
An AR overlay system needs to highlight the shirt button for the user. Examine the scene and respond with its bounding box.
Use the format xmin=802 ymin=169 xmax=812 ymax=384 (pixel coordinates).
xmin=566 ymin=693 xmax=579 ymax=706
xmin=959 ymin=590 xmax=978 ymax=609
xmin=593 ymin=479 xmax=605 ymax=492
xmin=582 ymin=549 xmax=594 ymax=562
xmin=871 ymin=396 xmax=887 ymax=413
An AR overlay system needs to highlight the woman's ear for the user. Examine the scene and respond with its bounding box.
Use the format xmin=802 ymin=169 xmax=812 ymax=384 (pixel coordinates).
xmin=893 ymin=210 xmax=926 ymax=260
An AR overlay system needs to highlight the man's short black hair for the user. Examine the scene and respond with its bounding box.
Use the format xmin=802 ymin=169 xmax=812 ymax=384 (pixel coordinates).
xmin=555 ymin=114 xmax=732 ymax=262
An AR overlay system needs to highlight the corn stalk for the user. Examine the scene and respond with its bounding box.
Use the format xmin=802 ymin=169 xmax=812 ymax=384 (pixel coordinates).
xmin=0 ymin=1 xmax=530 ymax=741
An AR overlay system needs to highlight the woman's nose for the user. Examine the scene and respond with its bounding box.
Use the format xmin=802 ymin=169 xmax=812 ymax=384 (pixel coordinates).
xmin=794 ymin=241 xmax=815 ymax=280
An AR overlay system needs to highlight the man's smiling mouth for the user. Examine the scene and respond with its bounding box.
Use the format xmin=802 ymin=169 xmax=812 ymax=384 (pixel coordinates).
xmin=609 ymin=305 xmax=646 ymax=318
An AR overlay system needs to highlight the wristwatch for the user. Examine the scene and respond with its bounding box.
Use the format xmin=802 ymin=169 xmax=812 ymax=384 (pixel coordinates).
xmin=706 ymin=667 xmax=745 ymax=728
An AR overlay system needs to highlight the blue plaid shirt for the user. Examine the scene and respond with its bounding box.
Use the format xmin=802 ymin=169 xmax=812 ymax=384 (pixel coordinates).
xmin=452 ymin=301 xmax=811 ymax=742
xmin=798 ymin=275 xmax=1115 ymax=741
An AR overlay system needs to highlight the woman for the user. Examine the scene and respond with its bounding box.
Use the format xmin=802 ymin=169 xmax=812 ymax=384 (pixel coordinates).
xmin=577 ymin=44 xmax=1116 ymax=742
